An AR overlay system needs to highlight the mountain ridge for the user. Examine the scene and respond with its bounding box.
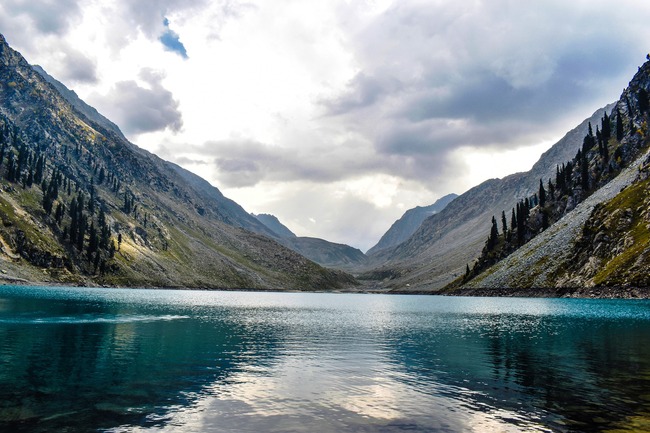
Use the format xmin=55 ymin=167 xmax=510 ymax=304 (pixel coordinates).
xmin=362 ymin=104 xmax=615 ymax=291
xmin=367 ymin=193 xmax=458 ymax=256
xmin=253 ymin=212 xmax=367 ymax=270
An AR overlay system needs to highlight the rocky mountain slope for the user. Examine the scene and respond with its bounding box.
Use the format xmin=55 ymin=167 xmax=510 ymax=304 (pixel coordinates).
xmin=0 ymin=34 xmax=355 ymax=290
xmin=367 ymin=193 xmax=457 ymax=256
xmin=364 ymin=105 xmax=614 ymax=291
xmin=454 ymin=60 xmax=650 ymax=294
xmin=253 ymin=213 xmax=367 ymax=270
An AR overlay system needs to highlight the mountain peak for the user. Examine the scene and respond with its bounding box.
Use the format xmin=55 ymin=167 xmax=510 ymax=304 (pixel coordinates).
xmin=253 ymin=213 xmax=297 ymax=239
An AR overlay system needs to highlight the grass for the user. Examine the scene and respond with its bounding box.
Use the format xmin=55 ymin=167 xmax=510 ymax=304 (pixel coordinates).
xmin=591 ymin=177 xmax=650 ymax=285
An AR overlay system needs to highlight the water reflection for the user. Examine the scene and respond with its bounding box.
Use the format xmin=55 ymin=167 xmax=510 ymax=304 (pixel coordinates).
xmin=0 ymin=287 xmax=649 ymax=432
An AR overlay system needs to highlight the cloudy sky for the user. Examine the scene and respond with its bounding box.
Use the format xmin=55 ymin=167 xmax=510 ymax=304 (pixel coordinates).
xmin=2 ymin=0 xmax=649 ymax=251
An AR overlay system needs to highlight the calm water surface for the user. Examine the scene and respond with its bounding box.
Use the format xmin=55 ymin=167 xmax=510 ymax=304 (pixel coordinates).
xmin=0 ymin=285 xmax=649 ymax=432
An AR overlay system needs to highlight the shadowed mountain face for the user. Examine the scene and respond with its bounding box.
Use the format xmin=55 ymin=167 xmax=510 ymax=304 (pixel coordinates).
xmin=364 ymin=104 xmax=614 ymax=291
xmin=367 ymin=193 xmax=458 ymax=256
xmin=0 ymin=34 xmax=355 ymax=291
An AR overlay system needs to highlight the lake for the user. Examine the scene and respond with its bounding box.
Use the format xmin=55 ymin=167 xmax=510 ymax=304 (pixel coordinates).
xmin=0 ymin=286 xmax=649 ymax=432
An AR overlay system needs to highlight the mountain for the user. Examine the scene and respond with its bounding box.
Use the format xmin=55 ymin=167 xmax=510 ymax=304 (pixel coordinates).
xmin=0 ymin=33 xmax=355 ymax=290
xmin=253 ymin=213 xmax=297 ymax=238
xmin=32 ymin=65 xmax=127 ymax=142
xmin=367 ymin=193 xmax=458 ymax=255
xmin=253 ymin=213 xmax=367 ymax=270
xmin=280 ymin=237 xmax=367 ymax=271
xmin=452 ymin=59 xmax=650 ymax=295
xmin=363 ymin=104 xmax=615 ymax=292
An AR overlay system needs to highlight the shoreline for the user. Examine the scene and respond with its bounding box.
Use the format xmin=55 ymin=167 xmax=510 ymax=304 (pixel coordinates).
xmin=425 ymin=286 xmax=650 ymax=299
xmin=1 ymin=275 xmax=649 ymax=299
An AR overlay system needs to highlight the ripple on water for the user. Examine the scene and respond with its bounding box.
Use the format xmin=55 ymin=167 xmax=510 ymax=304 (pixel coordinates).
xmin=0 ymin=314 xmax=188 ymax=325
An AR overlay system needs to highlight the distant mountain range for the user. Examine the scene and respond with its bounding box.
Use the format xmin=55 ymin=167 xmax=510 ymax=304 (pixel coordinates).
xmin=360 ymin=105 xmax=612 ymax=290
xmin=452 ymin=60 xmax=650 ymax=294
xmin=253 ymin=213 xmax=367 ymax=270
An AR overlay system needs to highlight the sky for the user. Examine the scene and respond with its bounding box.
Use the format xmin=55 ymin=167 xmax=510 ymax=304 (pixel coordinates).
xmin=1 ymin=0 xmax=649 ymax=251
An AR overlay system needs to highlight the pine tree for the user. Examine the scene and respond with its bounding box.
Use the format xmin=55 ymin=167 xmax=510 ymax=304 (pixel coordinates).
xmin=486 ymin=216 xmax=499 ymax=251
xmin=89 ymin=180 xmax=95 ymax=215
xmin=98 ymin=167 xmax=105 ymax=184
xmin=582 ymin=122 xmax=595 ymax=152
xmin=0 ymin=140 xmax=6 ymax=168
xmin=99 ymin=208 xmax=110 ymax=250
xmin=616 ymin=108 xmax=624 ymax=141
xmin=5 ymin=154 xmax=16 ymax=182
xmin=538 ymin=179 xmax=546 ymax=207
xmin=580 ymin=149 xmax=589 ymax=190
xmin=601 ymin=112 xmax=611 ymax=145
xmin=639 ymin=88 xmax=649 ymax=113
xmin=76 ymin=215 xmax=87 ymax=250
xmin=87 ymin=222 xmax=98 ymax=259
xmin=516 ymin=201 xmax=526 ymax=246
xmin=93 ymin=252 xmax=101 ymax=273
xmin=54 ymin=202 xmax=64 ymax=225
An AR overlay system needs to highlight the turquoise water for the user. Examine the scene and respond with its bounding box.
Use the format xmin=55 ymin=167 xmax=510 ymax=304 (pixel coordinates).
xmin=0 ymin=286 xmax=649 ymax=432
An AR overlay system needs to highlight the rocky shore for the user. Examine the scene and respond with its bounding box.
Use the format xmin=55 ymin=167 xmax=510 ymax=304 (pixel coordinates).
xmin=440 ymin=285 xmax=650 ymax=299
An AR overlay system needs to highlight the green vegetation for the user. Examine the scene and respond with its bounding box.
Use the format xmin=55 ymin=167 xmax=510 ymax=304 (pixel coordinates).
xmin=590 ymin=177 xmax=650 ymax=286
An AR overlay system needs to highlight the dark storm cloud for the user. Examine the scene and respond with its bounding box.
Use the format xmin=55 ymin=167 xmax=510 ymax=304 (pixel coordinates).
xmin=182 ymin=138 xmax=385 ymax=188
xmin=327 ymin=0 xmax=650 ymax=167
xmin=321 ymin=73 xmax=397 ymax=115
xmin=177 ymin=135 xmax=462 ymax=190
xmin=88 ymin=69 xmax=183 ymax=136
